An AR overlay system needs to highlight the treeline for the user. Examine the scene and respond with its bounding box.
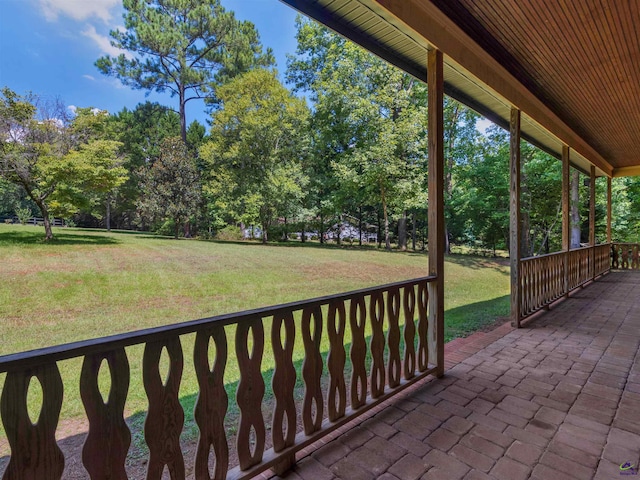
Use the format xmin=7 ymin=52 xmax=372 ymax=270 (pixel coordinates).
xmin=2 ymin=1 xmax=639 ymax=252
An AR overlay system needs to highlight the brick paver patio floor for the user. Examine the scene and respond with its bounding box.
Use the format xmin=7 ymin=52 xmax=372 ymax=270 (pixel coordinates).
xmin=277 ymin=271 xmax=640 ymax=480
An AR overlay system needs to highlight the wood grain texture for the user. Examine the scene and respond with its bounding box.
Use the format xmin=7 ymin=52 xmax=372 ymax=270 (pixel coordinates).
xmin=417 ymin=280 xmax=430 ymax=372
xmin=1 ymin=364 xmax=65 ymax=480
xmin=271 ymin=312 xmax=296 ymax=451
xmin=326 ymin=300 xmax=346 ymax=422
xmin=235 ymin=318 xmax=265 ymax=470
xmin=386 ymin=287 xmax=401 ymax=389
xmin=349 ymin=295 xmax=367 ymax=410
xmin=509 ymin=107 xmax=522 ymax=327
xmin=402 ymin=285 xmax=416 ymax=380
xmin=369 ymin=291 xmax=386 ymax=398
xmin=143 ymin=338 xmax=185 ymax=480
xmin=301 ymin=306 xmax=324 ymax=435
xmin=80 ymin=349 xmax=130 ymax=480
xmin=428 ymin=48 xmax=445 ymax=375
xmin=193 ymin=327 xmax=228 ymax=480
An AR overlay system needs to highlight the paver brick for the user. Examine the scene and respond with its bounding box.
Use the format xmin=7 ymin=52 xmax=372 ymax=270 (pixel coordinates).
xmin=540 ymin=451 xmax=596 ymax=480
xmin=388 ymin=454 xmax=429 ymax=480
xmin=442 ymin=416 xmax=474 ymax=435
xmin=389 ymin=432 xmax=431 ymax=457
xmin=505 ymin=440 xmax=542 ymax=465
xmin=313 ymin=441 xmax=352 ymax=466
xmin=423 ymin=449 xmax=470 ymax=479
xmin=449 ymin=444 xmax=494 ymax=473
xmin=460 ymin=433 xmax=504 ymax=459
xmin=490 ymin=457 xmax=530 ymax=480
xmin=295 ymin=457 xmax=335 ymax=480
xmin=424 ymin=427 xmax=459 ymax=451
xmin=547 ymin=439 xmax=600 ymax=468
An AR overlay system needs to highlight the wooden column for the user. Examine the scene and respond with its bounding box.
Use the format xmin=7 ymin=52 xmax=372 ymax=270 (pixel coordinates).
xmin=562 ymin=146 xmax=570 ymax=297
xmin=427 ymin=48 xmax=445 ymax=377
xmin=590 ymin=165 xmax=596 ymax=280
xmin=607 ymin=176 xmax=612 ymax=243
xmin=510 ymin=107 xmax=521 ymax=327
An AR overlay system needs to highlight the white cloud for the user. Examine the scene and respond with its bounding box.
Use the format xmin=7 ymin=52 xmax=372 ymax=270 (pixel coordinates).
xmin=82 ymin=74 xmax=95 ymax=81
xmin=67 ymin=105 xmax=77 ymax=114
xmin=38 ymin=0 xmax=120 ymax=23
xmin=81 ymin=24 xmax=122 ymax=57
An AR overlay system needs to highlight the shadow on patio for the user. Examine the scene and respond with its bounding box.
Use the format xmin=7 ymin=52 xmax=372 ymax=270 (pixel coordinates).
xmin=279 ymin=271 xmax=640 ymax=480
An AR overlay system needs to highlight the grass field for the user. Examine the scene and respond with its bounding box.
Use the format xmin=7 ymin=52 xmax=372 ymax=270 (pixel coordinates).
xmin=0 ymin=224 xmax=509 ymax=449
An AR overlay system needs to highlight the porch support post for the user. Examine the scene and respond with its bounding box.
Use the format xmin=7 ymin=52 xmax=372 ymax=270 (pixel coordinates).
xmin=510 ymin=107 xmax=521 ymax=327
xmin=607 ymin=176 xmax=612 ymax=244
xmin=427 ymin=48 xmax=445 ymax=377
xmin=562 ymin=146 xmax=570 ymax=297
xmin=590 ymin=165 xmax=596 ymax=280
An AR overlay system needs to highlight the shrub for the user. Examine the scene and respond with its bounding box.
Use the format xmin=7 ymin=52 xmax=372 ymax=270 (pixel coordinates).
xmin=15 ymin=207 xmax=32 ymax=225
xmin=4 ymin=219 xmax=13 ymax=224
xmin=215 ymin=225 xmax=243 ymax=241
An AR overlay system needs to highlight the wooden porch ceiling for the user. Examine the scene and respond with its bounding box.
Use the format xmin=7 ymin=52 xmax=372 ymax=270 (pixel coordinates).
xmin=280 ymin=0 xmax=640 ymax=178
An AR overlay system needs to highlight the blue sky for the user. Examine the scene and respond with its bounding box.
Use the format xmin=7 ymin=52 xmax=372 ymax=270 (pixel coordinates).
xmin=0 ymin=0 xmax=299 ymax=126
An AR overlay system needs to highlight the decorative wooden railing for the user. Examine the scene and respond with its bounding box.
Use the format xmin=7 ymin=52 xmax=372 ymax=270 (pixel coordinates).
xmin=612 ymin=243 xmax=640 ymax=270
xmin=0 ymin=276 xmax=438 ymax=479
xmin=520 ymin=251 xmax=565 ymax=318
xmin=520 ymin=244 xmax=610 ymax=319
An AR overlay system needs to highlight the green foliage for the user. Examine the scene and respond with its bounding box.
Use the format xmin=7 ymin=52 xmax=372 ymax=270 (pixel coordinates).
xmin=138 ymin=137 xmax=201 ymax=238
xmin=0 ymin=88 xmax=128 ymax=240
xmin=15 ymin=206 xmax=32 ymax=225
xmin=287 ymin=18 xmax=427 ymax=249
xmin=201 ymin=68 xmax=309 ymax=243
xmin=214 ymin=225 xmax=243 ymax=241
xmin=96 ymin=0 xmax=274 ymax=140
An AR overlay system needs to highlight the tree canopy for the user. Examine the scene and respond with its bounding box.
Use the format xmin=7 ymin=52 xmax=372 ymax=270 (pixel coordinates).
xmin=96 ymin=0 xmax=274 ymax=142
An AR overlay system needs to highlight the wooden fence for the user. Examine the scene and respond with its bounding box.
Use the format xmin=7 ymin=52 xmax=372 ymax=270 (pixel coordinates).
xmin=0 ymin=276 xmax=439 ymax=479
xmin=520 ymin=244 xmax=611 ymax=320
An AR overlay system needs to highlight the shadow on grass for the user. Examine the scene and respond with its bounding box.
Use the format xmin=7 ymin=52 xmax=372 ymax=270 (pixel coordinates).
xmin=0 ymin=230 xmax=121 ymax=246
xmin=445 ymin=295 xmax=510 ymax=341
xmin=445 ymin=253 xmax=510 ymax=275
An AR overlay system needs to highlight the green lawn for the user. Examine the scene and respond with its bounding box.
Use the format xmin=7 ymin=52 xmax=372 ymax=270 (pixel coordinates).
xmin=0 ymin=224 xmax=509 ymax=447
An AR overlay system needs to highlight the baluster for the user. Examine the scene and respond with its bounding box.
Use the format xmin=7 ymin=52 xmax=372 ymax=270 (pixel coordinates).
xmin=402 ymin=285 xmax=416 ymax=380
xmin=417 ymin=281 xmax=429 ymax=372
xmin=1 ymin=364 xmax=64 ymax=480
xmin=236 ymin=318 xmax=265 ymax=470
xmin=194 ymin=327 xmax=228 ymax=480
xmin=143 ymin=337 xmax=185 ymax=480
xmin=271 ymin=312 xmax=296 ymax=453
xmin=327 ymin=300 xmax=346 ymax=421
xmin=302 ymin=306 xmax=324 ymax=434
xmin=369 ymin=291 xmax=385 ymax=398
xmin=81 ymin=349 xmax=130 ymax=480
xmin=612 ymin=245 xmax=619 ymax=269
xmin=349 ymin=295 xmax=367 ymax=409
xmin=386 ymin=287 xmax=401 ymax=389
xmin=633 ymin=245 xmax=639 ymax=270
xmin=623 ymin=246 xmax=629 ymax=269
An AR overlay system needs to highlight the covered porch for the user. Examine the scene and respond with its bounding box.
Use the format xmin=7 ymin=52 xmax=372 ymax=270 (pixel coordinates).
xmin=3 ymin=0 xmax=640 ymax=479
xmin=285 ymin=271 xmax=640 ymax=480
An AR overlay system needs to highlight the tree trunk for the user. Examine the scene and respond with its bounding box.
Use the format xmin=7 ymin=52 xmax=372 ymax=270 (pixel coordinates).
xmin=320 ymin=212 xmax=324 ymax=244
xmin=42 ymin=210 xmax=53 ymax=241
xmin=377 ymin=209 xmax=382 ymax=249
xmin=301 ymin=224 xmax=306 ymax=243
xmin=179 ymin=87 xmax=187 ymax=144
xmin=106 ymin=197 xmax=111 ymax=232
xmin=398 ymin=210 xmax=407 ymax=251
xmin=359 ymin=206 xmax=363 ymax=247
xmin=336 ymin=214 xmax=342 ymax=245
xmin=174 ymin=218 xmax=180 ymax=239
xmin=412 ymin=211 xmax=417 ymax=251
xmin=570 ymin=170 xmax=581 ymax=248
xmin=383 ymin=200 xmax=391 ymax=251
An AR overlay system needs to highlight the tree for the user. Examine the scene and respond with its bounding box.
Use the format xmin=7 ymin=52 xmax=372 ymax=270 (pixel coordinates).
xmin=96 ymin=0 xmax=274 ymax=142
xmin=112 ymin=102 xmax=181 ymax=229
xmin=287 ymin=18 xmax=428 ymax=250
xmin=200 ymin=68 xmax=309 ymax=243
xmin=138 ymin=136 xmax=201 ymax=238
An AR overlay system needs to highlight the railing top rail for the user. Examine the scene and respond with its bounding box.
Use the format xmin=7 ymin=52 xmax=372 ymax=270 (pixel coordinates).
xmin=0 ymin=275 xmax=436 ymax=373
xmin=612 ymin=242 xmax=640 ymax=246
xmin=521 ymin=250 xmax=566 ymax=262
